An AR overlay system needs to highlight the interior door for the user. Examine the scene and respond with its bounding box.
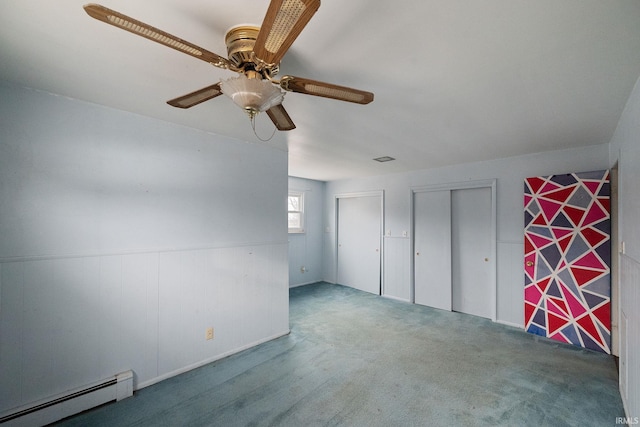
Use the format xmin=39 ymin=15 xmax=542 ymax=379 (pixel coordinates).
xmin=524 ymin=170 xmax=611 ymax=353
xmin=337 ymin=196 xmax=381 ymax=295
xmin=451 ymin=187 xmax=493 ymax=319
xmin=414 ymin=190 xmax=452 ymax=311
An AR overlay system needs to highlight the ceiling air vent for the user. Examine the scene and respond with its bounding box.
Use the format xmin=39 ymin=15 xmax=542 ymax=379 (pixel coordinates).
xmin=373 ymin=156 xmax=395 ymax=163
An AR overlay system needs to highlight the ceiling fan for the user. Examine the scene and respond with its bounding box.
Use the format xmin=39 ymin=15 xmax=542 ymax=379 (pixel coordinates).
xmin=83 ymin=1 xmax=374 ymax=132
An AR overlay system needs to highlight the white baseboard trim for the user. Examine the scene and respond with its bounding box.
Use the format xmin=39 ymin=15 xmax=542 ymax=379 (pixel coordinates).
xmin=382 ymin=294 xmax=411 ymax=303
xmin=289 ymin=280 xmax=322 ymax=288
xmin=137 ymin=329 xmax=291 ymax=390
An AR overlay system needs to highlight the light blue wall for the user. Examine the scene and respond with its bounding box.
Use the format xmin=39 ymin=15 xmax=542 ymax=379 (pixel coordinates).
xmin=323 ymin=144 xmax=610 ymax=325
xmin=288 ymin=176 xmax=325 ymax=287
xmin=1 ymin=76 xmax=636 ymax=418
xmin=609 ymin=76 xmax=640 ymax=419
xmin=0 ymin=83 xmax=289 ymax=414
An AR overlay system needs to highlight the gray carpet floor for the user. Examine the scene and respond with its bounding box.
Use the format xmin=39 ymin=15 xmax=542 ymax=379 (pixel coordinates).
xmin=55 ymin=282 xmax=624 ymax=426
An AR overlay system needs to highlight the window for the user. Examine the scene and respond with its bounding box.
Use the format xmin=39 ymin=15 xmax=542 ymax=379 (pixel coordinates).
xmin=288 ymin=192 xmax=305 ymax=233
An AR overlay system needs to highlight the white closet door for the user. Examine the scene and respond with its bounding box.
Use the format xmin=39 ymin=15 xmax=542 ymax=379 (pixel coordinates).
xmin=451 ymin=187 xmax=493 ymax=319
xmin=337 ymin=196 xmax=381 ymax=295
xmin=414 ymin=190 xmax=452 ymax=311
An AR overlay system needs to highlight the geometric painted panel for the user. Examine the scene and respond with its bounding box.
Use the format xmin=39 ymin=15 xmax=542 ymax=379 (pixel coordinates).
xmin=524 ymin=170 xmax=611 ymax=353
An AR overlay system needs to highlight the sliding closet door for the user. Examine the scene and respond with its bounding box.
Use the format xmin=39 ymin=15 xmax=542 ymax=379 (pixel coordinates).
xmin=413 ymin=183 xmax=495 ymax=319
xmin=337 ymin=196 xmax=381 ymax=295
xmin=414 ymin=190 xmax=452 ymax=311
xmin=451 ymin=187 xmax=493 ymax=319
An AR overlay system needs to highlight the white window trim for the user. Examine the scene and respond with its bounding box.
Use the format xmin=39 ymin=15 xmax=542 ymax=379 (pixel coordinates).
xmin=288 ymin=191 xmax=305 ymax=234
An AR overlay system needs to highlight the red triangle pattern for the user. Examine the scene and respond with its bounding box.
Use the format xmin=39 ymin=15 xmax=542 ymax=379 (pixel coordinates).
xmin=598 ymin=198 xmax=610 ymax=213
xmin=541 ymin=182 xmax=561 ymax=194
xmin=548 ymin=312 xmax=569 ymax=335
xmin=593 ymin=304 xmax=611 ymax=330
xmin=549 ymin=297 xmax=569 ymax=316
xmin=549 ymin=332 xmax=569 ymax=344
xmin=571 ymin=267 xmax=604 ymax=286
xmin=546 ymin=298 xmax=568 ymax=318
xmin=524 ymin=235 xmax=535 ymax=255
xmin=582 ymin=227 xmax=607 ymax=248
xmin=574 ymin=252 xmax=605 ymax=270
xmin=561 ymin=283 xmax=587 ymax=318
xmin=543 ymin=186 xmax=576 ymax=203
xmin=564 ymin=206 xmax=586 ymax=227
xmin=525 ymin=302 xmax=537 ymax=326
xmin=524 ymin=194 xmax=533 ymax=207
xmin=583 ymin=202 xmax=607 ymax=227
xmin=533 ymin=214 xmax=548 ymax=226
xmin=528 ymin=233 xmax=553 ymax=249
xmin=539 ymin=199 xmax=562 ymax=222
xmin=557 ymin=236 xmax=573 ymax=253
xmin=525 ymin=284 xmax=543 ymax=306
xmin=526 ymin=177 xmax=546 ymax=194
xmin=583 ymin=181 xmax=601 ymax=195
xmin=536 ymin=277 xmax=551 ymax=293
xmin=552 ymin=228 xmax=573 ymax=240
xmin=577 ymin=314 xmax=603 ymax=346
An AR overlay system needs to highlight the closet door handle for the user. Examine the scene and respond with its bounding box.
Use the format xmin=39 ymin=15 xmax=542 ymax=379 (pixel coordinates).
xmin=526 ymin=260 xmax=534 ymax=267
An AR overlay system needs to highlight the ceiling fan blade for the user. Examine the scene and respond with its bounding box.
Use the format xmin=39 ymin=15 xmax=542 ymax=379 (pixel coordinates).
xmin=83 ymin=4 xmax=231 ymax=70
xmin=266 ymin=104 xmax=296 ymax=131
xmin=280 ymin=76 xmax=374 ymax=104
xmin=253 ymin=0 xmax=320 ymax=67
xmin=167 ymin=84 xmax=223 ymax=109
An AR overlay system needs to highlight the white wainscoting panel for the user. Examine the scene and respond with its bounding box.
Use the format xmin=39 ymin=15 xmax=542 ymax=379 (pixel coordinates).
xmin=0 ymin=243 xmax=288 ymax=416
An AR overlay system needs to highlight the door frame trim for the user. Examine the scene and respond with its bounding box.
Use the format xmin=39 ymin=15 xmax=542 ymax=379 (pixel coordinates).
xmin=335 ymin=191 xmax=385 ymax=295
xmin=410 ymin=179 xmax=497 ymax=321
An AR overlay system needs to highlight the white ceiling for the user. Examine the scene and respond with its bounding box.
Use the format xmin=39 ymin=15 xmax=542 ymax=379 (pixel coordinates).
xmin=1 ymin=1 xmax=639 ymax=181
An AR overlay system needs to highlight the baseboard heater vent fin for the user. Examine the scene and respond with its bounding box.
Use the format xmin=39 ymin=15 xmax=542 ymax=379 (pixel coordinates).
xmin=0 ymin=370 xmax=133 ymax=426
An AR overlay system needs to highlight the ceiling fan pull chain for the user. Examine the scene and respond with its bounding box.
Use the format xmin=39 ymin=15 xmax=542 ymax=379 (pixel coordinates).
xmin=251 ymin=115 xmax=277 ymax=142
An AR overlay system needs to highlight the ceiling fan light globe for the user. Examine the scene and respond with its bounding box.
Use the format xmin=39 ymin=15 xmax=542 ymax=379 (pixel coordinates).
xmin=220 ymin=75 xmax=285 ymax=115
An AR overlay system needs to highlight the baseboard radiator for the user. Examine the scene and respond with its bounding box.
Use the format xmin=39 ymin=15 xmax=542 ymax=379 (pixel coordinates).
xmin=0 ymin=370 xmax=133 ymax=426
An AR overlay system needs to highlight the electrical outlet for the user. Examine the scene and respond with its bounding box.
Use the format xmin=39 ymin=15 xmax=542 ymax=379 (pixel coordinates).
xmin=206 ymin=327 xmax=214 ymax=340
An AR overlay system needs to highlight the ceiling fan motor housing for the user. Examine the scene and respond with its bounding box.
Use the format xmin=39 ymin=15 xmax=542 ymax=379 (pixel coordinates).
xmin=225 ymin=26 xmax=278 ymax=76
